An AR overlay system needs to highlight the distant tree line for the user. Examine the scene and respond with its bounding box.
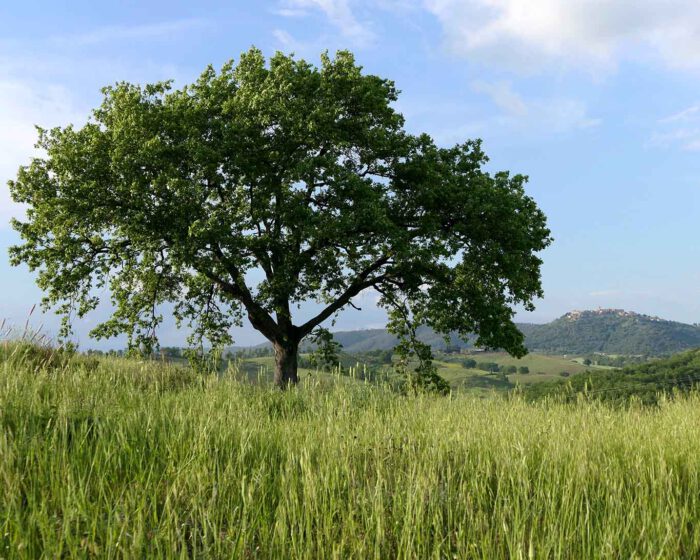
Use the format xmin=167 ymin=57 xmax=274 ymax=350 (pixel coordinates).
xmin=231 ymin=347 xmax=274 ymax=359
xmin=582 ymin=354 xmax=650 ymax=368
xmin=461 ymin=358 xmax=529 ymax=375
xmin=85 ymin=349 xmax=124 ymax=357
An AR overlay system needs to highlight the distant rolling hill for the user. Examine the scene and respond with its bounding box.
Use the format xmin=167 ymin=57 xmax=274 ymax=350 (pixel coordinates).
xmin=324 ymin=326 xmax=470 ymax=353
xmin=519 ymin=309 xmax=700 ymax=355
xmin=308 ymin=309 xmax=700 ymax=356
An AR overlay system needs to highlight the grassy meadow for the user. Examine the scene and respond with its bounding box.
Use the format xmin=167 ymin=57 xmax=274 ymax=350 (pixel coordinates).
xmin=2 ymin=342 xmax=700 ymax=558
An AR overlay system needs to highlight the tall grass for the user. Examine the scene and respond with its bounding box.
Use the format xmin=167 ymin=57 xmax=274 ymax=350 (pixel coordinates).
xmin=1 ymin=349 xmax=700 ymax=558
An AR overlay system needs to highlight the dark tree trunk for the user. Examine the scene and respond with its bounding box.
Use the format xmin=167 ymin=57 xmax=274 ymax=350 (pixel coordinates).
xmin=273 ymin=340 xmax=299 ymax=388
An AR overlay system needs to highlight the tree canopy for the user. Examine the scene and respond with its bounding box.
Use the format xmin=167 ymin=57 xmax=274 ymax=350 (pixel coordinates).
xmin=8 ymin=48 xmax=552 ymax=387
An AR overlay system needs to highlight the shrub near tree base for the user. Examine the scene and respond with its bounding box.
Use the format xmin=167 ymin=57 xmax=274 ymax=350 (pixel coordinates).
xmin=9 ymin=48 xmax=551 ymax=388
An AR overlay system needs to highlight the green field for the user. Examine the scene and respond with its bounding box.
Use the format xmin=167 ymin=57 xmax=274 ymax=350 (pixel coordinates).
xmin=241 ymin=351 xmax=598 ymax=393
xmin=435 ymin=351 xmax=591 ymax=387
xmin=571 ymin=356 xmax=619 ymax=369
xmin=2 ymin=344 xmax=700 ymax=558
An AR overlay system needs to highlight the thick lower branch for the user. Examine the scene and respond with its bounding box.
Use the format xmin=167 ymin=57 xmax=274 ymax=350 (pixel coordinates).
xmin=298 ymin=257 xmax=392 ymax=336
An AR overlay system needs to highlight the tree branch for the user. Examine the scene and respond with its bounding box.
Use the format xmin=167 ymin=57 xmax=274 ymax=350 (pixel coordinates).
xmin=203 ymin=246 xmax=283 ymax=341
xmin=298 ymin=256 xmax=392 ymax=336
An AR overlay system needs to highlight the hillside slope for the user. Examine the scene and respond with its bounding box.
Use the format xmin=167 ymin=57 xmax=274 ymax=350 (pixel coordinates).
xmin=520 ymin=309 xmax=700 ymax=355
xmin=326 ymin=326 xmax=470 ymax=353
xmin=314 ymin=309 xmax=700 ymax=356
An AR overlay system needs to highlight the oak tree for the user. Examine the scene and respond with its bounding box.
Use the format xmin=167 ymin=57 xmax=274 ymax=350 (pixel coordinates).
xmin=8 ymin=48 xmax=551 ymax=387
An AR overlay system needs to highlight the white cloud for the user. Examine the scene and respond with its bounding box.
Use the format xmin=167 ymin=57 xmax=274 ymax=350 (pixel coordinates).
xmin=0 ymin=79 xmax=84 ymax=228
xmin=424 ymin=0 xmax=700 ymax=72
xmin=471 ymin=80 xmax=600 ymax=133
xmin=277 ymin=0 xmax=374 ymax=46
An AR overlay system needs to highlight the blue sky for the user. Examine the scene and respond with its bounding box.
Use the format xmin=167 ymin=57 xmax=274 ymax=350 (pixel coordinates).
xmin=1 ymin=0 xmax=699 ymax=348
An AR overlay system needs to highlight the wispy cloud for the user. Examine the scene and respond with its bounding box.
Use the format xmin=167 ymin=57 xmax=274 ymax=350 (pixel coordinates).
xmin=659 ymin=104 xmax=700 ymax=124
xmin=650 ymin=103 xmax=700 ymax=151
xmin=276 ymin=0 xmax=374 ymax=47
xmin=50 ymin=18 xmax=210 ymax=47
xmin=272 ymin=29 xmax=317 ymax=56
xmin=472 ymin=80 xmax=527 ymax=116
xmin=471 ymin=80 xmax=601 ymax=133
xmin=273 ymin=8 xmax=310 ymax=17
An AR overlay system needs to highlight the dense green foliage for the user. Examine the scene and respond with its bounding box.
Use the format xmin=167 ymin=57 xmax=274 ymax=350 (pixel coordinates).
xmin=526 ymin=349 xmax=700 ymax=405
xmin=2 ymin=348 xmax=700 ymax=557
xmin=8 ymin=47 xmax=550 ymax=386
